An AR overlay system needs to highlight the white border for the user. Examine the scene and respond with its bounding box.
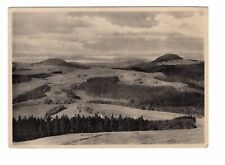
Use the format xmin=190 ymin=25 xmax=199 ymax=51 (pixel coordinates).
xmin=1 ymin=0 xmax=224 ymax=165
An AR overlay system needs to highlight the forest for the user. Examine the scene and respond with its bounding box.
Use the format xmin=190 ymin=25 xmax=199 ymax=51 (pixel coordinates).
xmin=86 ymin=77 xmax=204 ymax=115
xmin=13 ymin=114 xmax=197 ymax=142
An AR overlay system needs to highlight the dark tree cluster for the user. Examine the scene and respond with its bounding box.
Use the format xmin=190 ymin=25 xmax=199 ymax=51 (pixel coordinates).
xmin=86 ymin=77 xmax=204 ymax=116
xmin=13 ymin=74 xmax=31 ymax=84
xmin=13 ymin=115 xmax=197 ymax=142
xmin=13 ymin=85 xmax=51 ymax=103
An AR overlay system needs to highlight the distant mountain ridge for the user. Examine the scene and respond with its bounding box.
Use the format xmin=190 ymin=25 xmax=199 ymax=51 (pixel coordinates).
xmin=37 ymin=58 xmax=89 ymax=69
xmin=153 ymin=54 xmax=183 ymax=62
xmin=39 ymin=58 xmax=68 ymax=65
xmin=125 ymin=54 xmax=204 ymax=91
xmin=128 ymin=54 xmax=202 ymax=68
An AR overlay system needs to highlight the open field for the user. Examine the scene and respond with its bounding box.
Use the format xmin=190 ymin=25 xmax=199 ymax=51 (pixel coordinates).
xmin=13 ymin=102 xmax=186 ymax=121
xmin=52 ymin=103 xmax=185 ymax=120
xmin=13 ymin=66 xmax=204 ymax=117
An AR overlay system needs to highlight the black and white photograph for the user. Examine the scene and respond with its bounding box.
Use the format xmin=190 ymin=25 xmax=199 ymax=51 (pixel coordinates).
xmin=9 ymin=7 xmax=208 ymax=147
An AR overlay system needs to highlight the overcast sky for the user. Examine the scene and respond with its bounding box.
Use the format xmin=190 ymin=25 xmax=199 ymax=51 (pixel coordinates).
xmin=12 ymin=9 xmax=207 ymax=63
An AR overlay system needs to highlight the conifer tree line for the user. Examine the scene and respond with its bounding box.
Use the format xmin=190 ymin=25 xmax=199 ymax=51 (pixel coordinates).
xmin=13 ymin=114 xmax=196 ymax=142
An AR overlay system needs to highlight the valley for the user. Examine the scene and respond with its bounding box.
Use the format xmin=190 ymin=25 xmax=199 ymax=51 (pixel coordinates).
xmin=12 ymin=54 xmax=205 ymax=145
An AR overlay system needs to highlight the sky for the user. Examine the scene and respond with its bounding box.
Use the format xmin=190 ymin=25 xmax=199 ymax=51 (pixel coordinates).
xmin=12 ymin=9 xmax=207 ymax=63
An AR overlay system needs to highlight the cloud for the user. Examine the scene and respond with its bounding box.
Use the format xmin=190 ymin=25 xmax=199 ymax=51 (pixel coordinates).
xmin=12 ymin=10 xmax=207 ymax=62
xmin=13 ymin=12 xmax=91 ymax=35
xmin=13 ymin=33 xmax=88 ymax=57
xmin=149 ymin=12 xmax=207 ymax=37
xmin=83 ymin=33 xmax=203 ymax=58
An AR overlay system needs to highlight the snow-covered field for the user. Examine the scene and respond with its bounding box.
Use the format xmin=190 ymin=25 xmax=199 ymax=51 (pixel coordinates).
xmin=13 ymin=66 xmax=192 ymax=119
xmin=52 ymin=103 xmax=185 ymax=120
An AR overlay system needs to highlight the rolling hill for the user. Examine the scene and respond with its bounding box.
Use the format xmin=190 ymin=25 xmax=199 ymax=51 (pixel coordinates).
xmin=153 ymin=54 xmax=183 ymax=62
xmin=37 ymin=58 xmax=89 ymax=69
xmin=12 ymin=54 xmax=205 ymax=144
xmin=126 ymin=54 xmax=204 ymax=90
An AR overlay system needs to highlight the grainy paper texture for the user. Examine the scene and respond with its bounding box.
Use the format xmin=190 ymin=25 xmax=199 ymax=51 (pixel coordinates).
xmin=9 ymin=7 xmax=208 ymax=148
